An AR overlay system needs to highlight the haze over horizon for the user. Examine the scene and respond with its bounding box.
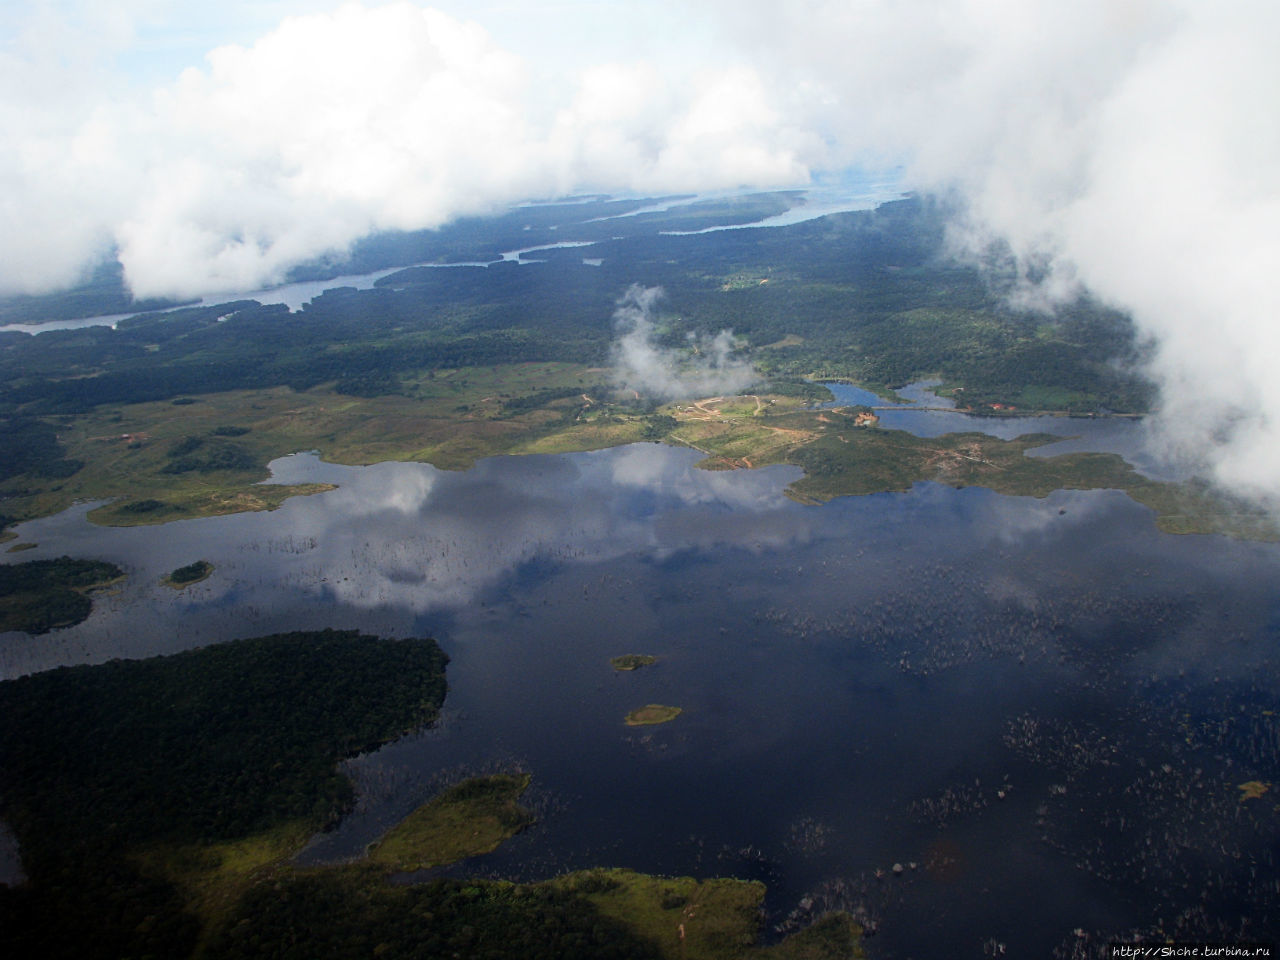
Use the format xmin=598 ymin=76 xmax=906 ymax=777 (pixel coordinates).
xmin=3 ymin=0 xmax=1278 ymax=501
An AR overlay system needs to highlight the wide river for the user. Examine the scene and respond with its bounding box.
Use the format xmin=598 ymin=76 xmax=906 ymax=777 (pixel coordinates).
xmin=3 ymin=436 xmax=1278 ymax=955
xmin=0 ymin=173 xmax=903 ymax=334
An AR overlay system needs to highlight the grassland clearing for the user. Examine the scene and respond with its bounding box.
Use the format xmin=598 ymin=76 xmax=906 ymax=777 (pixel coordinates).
xmin=366 ymin=774 xmax=534 ymax=871
xmin=0 ymin=363 xmax=645 ymax=527
xmin=611 ymin=654 xmax=658 ymax=671
xmin=626 ymin=704 xmax=682 ymax=726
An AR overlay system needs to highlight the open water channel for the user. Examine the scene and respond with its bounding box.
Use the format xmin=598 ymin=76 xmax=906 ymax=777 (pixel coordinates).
xmin=3 ymin=427 xmax=1279 ymax=956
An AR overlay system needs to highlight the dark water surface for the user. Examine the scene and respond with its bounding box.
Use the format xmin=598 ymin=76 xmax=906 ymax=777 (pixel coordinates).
xmin=3 ymin=444 xmax=1278 ymax=956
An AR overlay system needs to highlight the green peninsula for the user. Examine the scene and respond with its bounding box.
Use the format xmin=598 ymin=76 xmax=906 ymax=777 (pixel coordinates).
xmin=0 ymin=556 xmax=124 ymax=634
xmin=367 ymin=773 xmax=535 ymax=871
xmin=665 ymin=402 xmax=1279 ymax=540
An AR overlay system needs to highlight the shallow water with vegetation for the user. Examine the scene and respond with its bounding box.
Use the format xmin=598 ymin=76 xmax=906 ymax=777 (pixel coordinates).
xmin=3 ymin=440 xmax=1279 ymax=956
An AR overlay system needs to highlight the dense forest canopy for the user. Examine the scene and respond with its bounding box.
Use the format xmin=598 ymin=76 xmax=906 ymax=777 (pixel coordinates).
xmin=0 ymin=197 xmax=1148 ymax=418
xmin=0 ymin=630 xmax=448 ymax=959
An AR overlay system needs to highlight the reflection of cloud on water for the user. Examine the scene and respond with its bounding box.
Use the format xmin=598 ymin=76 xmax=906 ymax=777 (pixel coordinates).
xmin=254 ymin=446 xmax=811 ymax=612
xmin=961 ymin=486 xmax=1134 ymax=548
xmin=652 ymin=508 xmax=815 ymax=558
xmin=266 ymin=458 xmax=1157 ymax=615
xmin=324 ymin=463 xmax=439 ymax=516
xmin=7 ymin=444 xmax=1276 ymax=682
xmin=608 ymin=443 xmax=801 ymax=511
xmin=3 ymin=445 xmax=813 ymax=673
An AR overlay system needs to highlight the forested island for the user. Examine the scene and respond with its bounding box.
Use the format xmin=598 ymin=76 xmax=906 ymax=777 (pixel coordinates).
xmin=0 ymin=556 xmax=123 ymax=633
xmin=163 ymin=558 xmax=214 ymax=588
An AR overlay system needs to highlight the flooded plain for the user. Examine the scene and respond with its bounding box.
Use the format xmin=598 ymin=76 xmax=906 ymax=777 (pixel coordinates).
xmin=3 ymin=442 xmax=1278 ymax=957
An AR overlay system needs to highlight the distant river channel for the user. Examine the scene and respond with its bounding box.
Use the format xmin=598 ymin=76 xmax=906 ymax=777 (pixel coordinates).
xmin=1 ymin=176 xmax=903 ymax=335
xmin=4 ymin=441 xmax=1280 ymax=954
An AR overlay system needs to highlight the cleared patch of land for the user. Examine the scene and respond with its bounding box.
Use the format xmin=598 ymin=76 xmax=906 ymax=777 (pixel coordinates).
xmin=134 ymin=819 xmax=316 ymax=946
xmin=552 ymin=869 xmax=864 ymax=960
xmin=666 ymin=398 xmax=1279 ymax=540
xmin=554 ymin=868 xmax=767 ymax=960
xmin=366 ymin=773 xmax=534 ymax=871
xmin=626 ymin=704 xmax=682 ymax=726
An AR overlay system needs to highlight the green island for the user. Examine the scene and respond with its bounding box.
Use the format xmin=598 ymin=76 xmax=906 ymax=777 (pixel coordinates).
xmin=163 ymin=558 xmax=214 ymax=588
xmin=626 ymin=704 xmax=683 ymax=726
xmin=0 ymin=194 xmax=1269 ymax=542
xmin=0 ymin=628 xmax=862 ymax=960
xmin=0 ymin=556 xmax=124 ymax=634
xmin=366 ymin=773 xmax=535 ymax=871
xmin=612 ymin=653 xmax=659 ymax=671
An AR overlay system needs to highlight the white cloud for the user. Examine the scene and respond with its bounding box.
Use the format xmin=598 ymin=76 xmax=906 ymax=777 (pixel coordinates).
xmin=609 ymin=284 xmax=759 ymax=402
xmin=718 ymin=0 xmax=1280 ymax=502
xmin=3 ymin=0 xmax=1278 ymax=501
xmin=0 ymin=1 xmax=811 ymax=299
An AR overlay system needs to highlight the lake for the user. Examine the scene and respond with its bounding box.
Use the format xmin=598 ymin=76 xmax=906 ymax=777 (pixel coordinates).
xmin=3 ymin=440 xmax=1278 ymax=955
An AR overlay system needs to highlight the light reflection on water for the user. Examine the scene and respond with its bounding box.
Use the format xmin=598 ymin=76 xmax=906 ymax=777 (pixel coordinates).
xmin=3 ymin=443 xmax=1279 ymax=954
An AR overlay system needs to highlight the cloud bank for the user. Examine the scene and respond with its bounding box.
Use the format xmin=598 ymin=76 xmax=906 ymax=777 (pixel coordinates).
xmin=718 ymin=0 xmax=1280 ymax=504
xmin=0 ymin=2 xmax=809 ymax=299
xmin=610 ymin=285 xmax=757 ymax=402
xmin=3 ymin=0 xmax=1279 ymax=502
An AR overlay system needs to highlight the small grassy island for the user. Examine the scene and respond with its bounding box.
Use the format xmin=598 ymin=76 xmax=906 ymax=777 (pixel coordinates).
xmin=367 ymin=773 xmax=535 ymax=871
xmin=0 ymin=556 xmax=124 ymax=634
xmin=626 ymin=704 xmax=683 ymax=726
xmin=163 ymin=559 xmax=214 ymax=588
xmin=612 ymin=653 xmax=659 ymax=671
